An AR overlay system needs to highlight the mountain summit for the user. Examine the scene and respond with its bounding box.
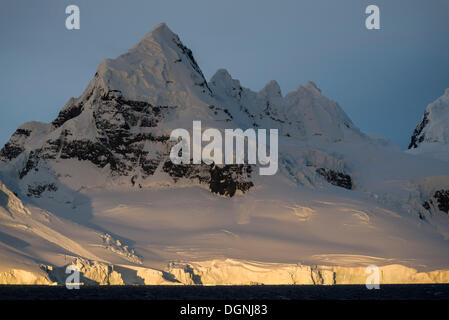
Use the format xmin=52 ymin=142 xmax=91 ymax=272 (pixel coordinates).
xmin=96 ymin=22 xmax=212 ymax=105
xmin=1 ymin=24 xmax=449 ymax=284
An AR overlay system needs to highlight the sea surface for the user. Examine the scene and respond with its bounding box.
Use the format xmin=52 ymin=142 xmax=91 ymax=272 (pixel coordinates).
xmin=0 ymin=284 xmax=448 ymax=300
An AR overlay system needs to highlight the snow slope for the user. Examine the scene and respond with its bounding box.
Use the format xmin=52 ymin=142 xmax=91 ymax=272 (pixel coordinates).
xmin=0 ymin=23 xmax=449 ymax=285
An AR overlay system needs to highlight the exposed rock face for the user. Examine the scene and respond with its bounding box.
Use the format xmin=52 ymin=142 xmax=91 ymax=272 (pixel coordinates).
xmin=316 ymin=168 xmax=352 ymax=190
xmin=27 ymin=183 xmax=57 ymax=198
xmin=423 ymin=189 xmax=449 ymax=215
xmin=21 ymin=87 xmax=174 ymax=179
xmin=408 ymin=88 xmax=449 ymax=149
xmin=52 ymin=98 xmax=85 ymax=128
xmin=0 ymin=129 xmax=31 ymax=161
xmin=435 ymin=190 xmax=449 ymax=214
xmin=171 ymin=35 xmax=212 ymax=95
xmin=55 ymin=88 xmax=173 ymax=177
xmin=1 ymin=85 xmax=181 ymax=197
xmin=163 ymin=161 xmax=253 ymax=197
xmin=409 ymin=112 xmax=429 ymax=149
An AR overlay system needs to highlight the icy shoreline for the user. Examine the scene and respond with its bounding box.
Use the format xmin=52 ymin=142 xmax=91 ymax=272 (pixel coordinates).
xmin=2 ymin=258 xmax=449 ymax=286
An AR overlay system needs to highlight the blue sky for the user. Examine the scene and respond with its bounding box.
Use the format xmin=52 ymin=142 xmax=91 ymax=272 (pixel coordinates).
xmin=1 ymin=0 xmax=448 ymax=148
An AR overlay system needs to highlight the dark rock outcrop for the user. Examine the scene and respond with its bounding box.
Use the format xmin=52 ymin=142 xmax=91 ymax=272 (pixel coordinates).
xmin=163 ymin=161 xmax=253 ymax=197
xmin=0 ymin=128 xmax=35 ymax=161
xmin=0 ymin=142 xmax=24 ymax=161
xmin=423 ymin=190 xmax=449 ymax=215
xmin=27 ymin=183 xmax=57 ymax=197
xmin=172 ymin=35 xmax=212 ymax=95
xmin=435 ymin=190 xmax=449 ymax=213
xmin=316 ymin=168 xmax=352 ymax=190
xmin=17 ymin=89 xmax=174 ymax=180
xmin=52 ymin=100 xmax=85 ymax=128
xmin=408 ymin=111 xmax=429 ymax=149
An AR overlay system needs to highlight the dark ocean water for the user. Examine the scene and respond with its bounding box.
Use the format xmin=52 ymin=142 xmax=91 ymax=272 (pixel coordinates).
xmin=0 ymin=284 xmax=448 ymax=300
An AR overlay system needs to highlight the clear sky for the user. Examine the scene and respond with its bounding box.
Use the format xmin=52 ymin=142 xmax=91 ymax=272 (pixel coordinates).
xmin=1 ymin=0 xmax=448 ymax=149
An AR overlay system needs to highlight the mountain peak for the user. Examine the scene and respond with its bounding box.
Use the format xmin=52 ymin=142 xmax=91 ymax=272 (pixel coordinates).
xmin=135 ymin=22 xmax=176 ymax=48
xmin=210 ymin=69 xmax=233 ymax=81
xmin=260 ymin=80 xmax=282 ymax=97
xmin=305 ymin=81 xmax=321 ymax=93
xmin=210 ymin=69 xmax=240 ymax=88
xmin=95 ymin=23 xmax=211 ymax=104
xmin=409 ymin=87 xmax=449 ymax=150
xmin=152 ymin=22 xmax=170 ymax=32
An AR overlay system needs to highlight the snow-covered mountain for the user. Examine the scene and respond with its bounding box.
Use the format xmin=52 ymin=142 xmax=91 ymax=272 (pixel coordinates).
xmin=0 ymin=23 xmax=365 ymax=198
xmin=0 ymin=23 xmax=449 ymax=285
xmin=408 ymin=88 xmax=449 ymax=162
